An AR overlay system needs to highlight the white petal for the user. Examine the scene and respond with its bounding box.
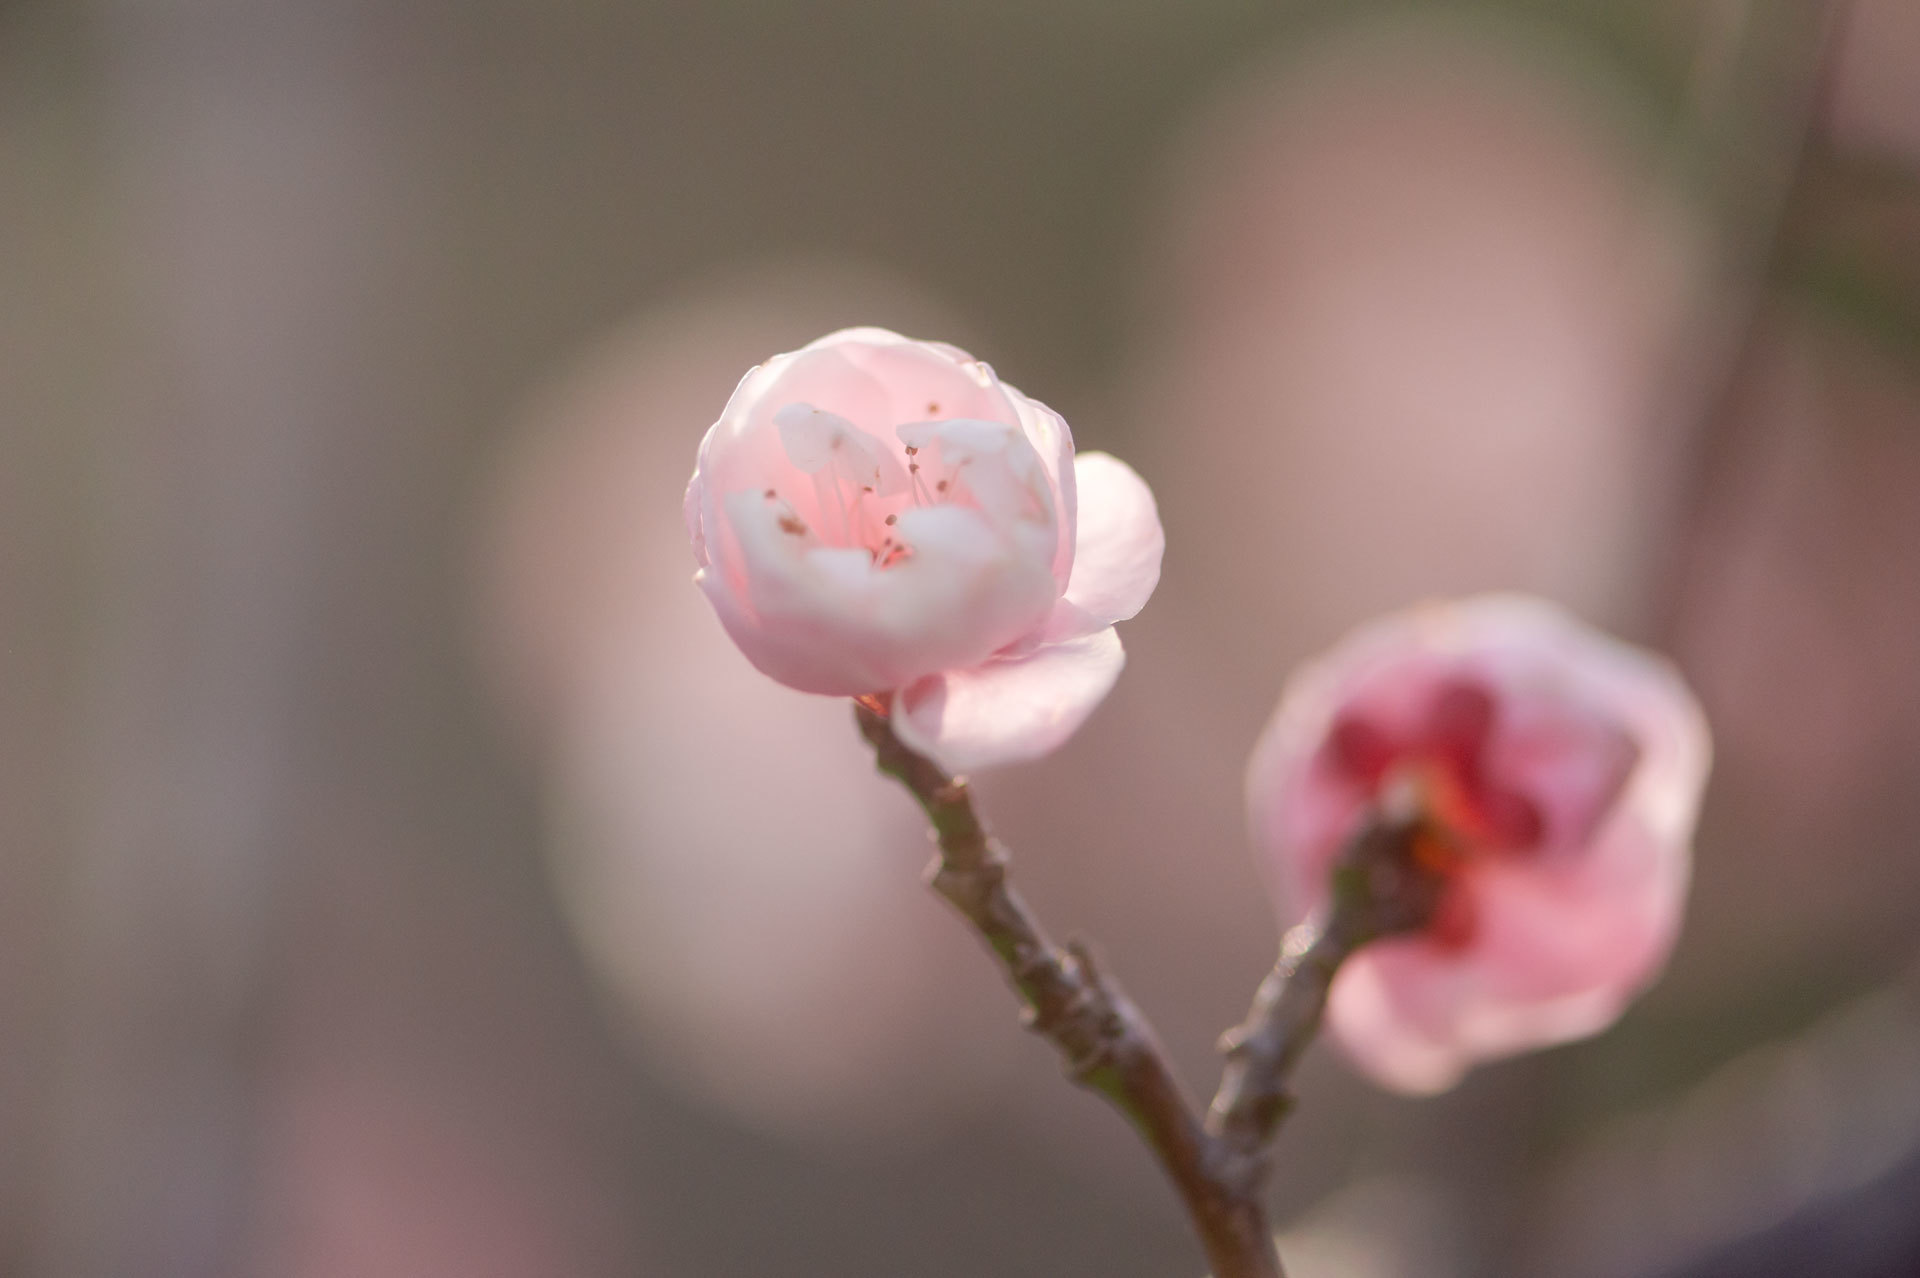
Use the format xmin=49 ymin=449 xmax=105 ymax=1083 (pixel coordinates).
xmin=894 ymin=418 xmax=1058 ymax=567
xmin=1063 ymin=451 xmax=1164 ymax=625
xmin=1010 ymin=391 xmax=1077 ymax=592
xmin=774 ymin=402 xmax=909 ymax=496
xmin=892 ymin=628 xmax=1125 ymax=773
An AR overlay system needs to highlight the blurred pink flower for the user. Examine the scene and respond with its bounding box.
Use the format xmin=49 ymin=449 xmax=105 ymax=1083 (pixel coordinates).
xmin=1247 ymin=595 xmax=1711 ymax=1094
xmin=686 ymin=327 xmax=1162 ymax=771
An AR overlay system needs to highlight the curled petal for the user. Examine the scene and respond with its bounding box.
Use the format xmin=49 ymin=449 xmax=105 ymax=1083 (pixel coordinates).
xmin=774 ymin=402 xmax=910 ymax=496
xmin=827 ymin=328 xmax=1024 ymax=434
xmin=1062 ymin=451 xmax=1164 ymax=626
xmin=892 ymin=628 xmax=1125 ymax=773
xmin=1009 ymin=391 xmax=1077 ymax=591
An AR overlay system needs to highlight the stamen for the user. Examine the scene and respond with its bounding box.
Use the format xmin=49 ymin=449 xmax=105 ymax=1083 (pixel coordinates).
xmin=805 ymin=469 xmax=849 ymax=545
xmin=846 ymin=483 xmax=886 ymax=552
xmin=933 ymin=455 xmax=973 ymax=506
xmin=907 ymin=460 xmax=935 ymax=506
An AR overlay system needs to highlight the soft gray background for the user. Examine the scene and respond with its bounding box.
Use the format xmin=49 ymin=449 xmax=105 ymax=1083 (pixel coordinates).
xmin=5 ymin=1 xmax=1920 ymax=1275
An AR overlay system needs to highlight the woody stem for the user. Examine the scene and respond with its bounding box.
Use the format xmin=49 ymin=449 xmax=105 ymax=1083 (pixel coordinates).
xmin=1205 ymin=797 xmax=1446 ymax=1185
xmin=855 ymin=700 xmax=1285 ymax=1278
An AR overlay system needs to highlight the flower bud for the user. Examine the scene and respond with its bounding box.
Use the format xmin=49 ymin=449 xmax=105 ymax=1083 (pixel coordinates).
xmin=687 ymin=328 xmax=1164 ymax=771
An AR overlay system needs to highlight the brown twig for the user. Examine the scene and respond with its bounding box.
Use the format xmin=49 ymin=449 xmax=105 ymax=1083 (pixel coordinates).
xmin=856 ymin=704 xmax=1458 ymax=1276
xmin=854 ymin=701 xmax=1284 ymax=1278
xmin=1206 ymin=795 xmax=1446 ymax=1192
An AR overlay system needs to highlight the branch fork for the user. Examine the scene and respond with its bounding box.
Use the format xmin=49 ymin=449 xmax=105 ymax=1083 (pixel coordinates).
xmin=855 ymin=700 xmax=1444 ymax=1278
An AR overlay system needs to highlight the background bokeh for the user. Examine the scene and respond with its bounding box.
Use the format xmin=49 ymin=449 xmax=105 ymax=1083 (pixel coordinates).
xmin=6 ymin=1 xmax=1920 ymax=1275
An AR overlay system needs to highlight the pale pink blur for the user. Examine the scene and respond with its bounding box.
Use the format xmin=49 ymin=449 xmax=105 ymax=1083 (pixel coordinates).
xmin=1247 ymin=595 xmax=1710 ymax=1094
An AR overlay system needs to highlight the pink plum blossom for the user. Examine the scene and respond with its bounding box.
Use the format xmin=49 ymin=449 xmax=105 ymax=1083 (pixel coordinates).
xmin=686 ymin=327 xmax=1163 ymax=772
xmin=1246 ymin=595 xmax=1711 ymax=1094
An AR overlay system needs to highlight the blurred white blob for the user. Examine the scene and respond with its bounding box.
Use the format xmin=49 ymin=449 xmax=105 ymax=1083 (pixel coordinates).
xmin=1271 ymin=1176 xmax=1466 ymax=1278
xmin=473 ymin=263 xmax=1016 ymax=1141
xmin=1130 ymin=14 xmax=1703 ymax=659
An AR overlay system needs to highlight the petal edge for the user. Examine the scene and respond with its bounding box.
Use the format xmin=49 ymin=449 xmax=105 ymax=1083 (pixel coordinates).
xmin=893 ymin=628 xmax=1125 ymax=773
xmin=1064 ymin=452 xmax=1163 ymax=625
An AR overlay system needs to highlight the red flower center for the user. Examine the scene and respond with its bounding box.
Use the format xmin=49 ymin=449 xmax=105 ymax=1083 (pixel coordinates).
xmin=1322 ymin=678 xmax=1547 ymax=949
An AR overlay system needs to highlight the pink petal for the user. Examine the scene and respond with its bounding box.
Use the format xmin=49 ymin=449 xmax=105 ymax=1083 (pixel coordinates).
xmin=1009 ymin=390 xmax=1078 ymax=591
xmin=827 ymin=329 xmax=1024 ymax=433
xmin=1063 ymin=451 xmax=1165 ymax=626
xmin=1320 ymin=958 xmax=1467 ymax=1095
xmin=891 ymin=628 xmax=1125 ymax=773
xmin=1325 ymin=812 xmax=1685 ymax=1094
xmin=1025 ymin=596 xmax=1106 ymax=649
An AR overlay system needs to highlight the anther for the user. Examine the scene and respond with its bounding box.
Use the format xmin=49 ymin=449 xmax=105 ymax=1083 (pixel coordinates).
xmin=884 ymin=514 xmax=897 ymax=526
xmin=936 ymin=480 xmax=949 ymax=493
xmin=763 ymin=488 xmax=776 ymax=499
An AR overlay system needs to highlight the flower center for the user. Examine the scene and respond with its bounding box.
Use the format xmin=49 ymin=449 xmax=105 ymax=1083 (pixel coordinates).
xmin=760 ymin=402 xmax=1050 ymax=569
xmin=1324 ymin=678 xmax=1544 ymax=857
xmin=1318 ymin=675 xmax=1644 ymax=952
